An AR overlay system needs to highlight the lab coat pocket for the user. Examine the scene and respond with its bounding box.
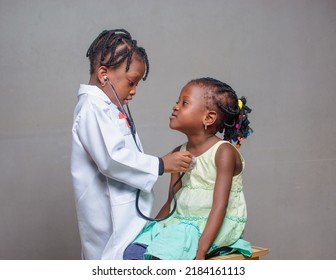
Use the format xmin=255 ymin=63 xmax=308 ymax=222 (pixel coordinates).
xmin=110 ymin=190 xmax=136 ymax=206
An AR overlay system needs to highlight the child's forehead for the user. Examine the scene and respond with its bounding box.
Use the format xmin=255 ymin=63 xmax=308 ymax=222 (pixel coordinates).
xmin=179 ymin=83 xmax=209 ymax=102
xmin=181 ymin=83 xmax=206 ymax=94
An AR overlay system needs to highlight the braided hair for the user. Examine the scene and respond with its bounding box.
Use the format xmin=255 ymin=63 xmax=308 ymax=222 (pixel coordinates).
xmin=86 ymin=29 xmax=149 ymax=80
xmin=188 ymin=77 xmax=253 ymax=148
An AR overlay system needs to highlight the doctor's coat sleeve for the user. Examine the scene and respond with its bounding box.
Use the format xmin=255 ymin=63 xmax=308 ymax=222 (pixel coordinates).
xmin=73 ymin=101 xmax=159 ymax=193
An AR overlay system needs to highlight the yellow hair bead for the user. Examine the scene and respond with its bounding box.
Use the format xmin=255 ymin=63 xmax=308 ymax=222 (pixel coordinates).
xmin=238 ymin=99 xmax=243 ymax=109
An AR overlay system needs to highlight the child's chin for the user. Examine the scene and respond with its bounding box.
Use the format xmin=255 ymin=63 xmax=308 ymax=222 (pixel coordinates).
xmin=169 ymin=122 xmax=176 ymax=129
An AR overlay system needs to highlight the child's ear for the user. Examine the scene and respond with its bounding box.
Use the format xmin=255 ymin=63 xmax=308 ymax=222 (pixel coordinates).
xmin=203 ymin=110 xmax=217 ymax=127
xmin=97 ymin=66 xmax=108 ymax=85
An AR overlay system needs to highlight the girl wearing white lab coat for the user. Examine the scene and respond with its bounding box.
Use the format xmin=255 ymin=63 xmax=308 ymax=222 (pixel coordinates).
xmin=71 ymin=29 xmax=191 ymax=259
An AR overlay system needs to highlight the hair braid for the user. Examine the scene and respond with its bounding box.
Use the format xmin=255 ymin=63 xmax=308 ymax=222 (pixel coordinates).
xmin=86 ymin=29 xmax=149 ymax=80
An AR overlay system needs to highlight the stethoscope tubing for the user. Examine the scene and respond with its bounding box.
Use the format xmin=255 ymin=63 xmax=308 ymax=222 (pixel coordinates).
xmin=105 ymin=78 xmax=180 ymax=221
xmin=135 ymin=172 xmax=185 ymax=222
xmin=106 ymin=78 xmax=142 ymax=152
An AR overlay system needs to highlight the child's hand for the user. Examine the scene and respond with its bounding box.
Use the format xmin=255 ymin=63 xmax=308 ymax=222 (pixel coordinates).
xmin=162 ymin=151 xmax=192 ymax=173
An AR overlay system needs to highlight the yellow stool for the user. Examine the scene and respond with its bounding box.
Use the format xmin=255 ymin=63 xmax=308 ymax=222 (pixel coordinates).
xmin=208 ymin=246 xmax=269 ymax=260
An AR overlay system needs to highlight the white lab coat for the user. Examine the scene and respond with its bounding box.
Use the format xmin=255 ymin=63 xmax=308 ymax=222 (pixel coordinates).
xmin=71 ymin=84 xmax=159 ymax=259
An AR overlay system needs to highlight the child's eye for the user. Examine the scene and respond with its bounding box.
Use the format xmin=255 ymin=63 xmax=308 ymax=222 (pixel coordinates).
xmin=127 ymin=78 xmax=137 ymax=87
xmin=175 ymin=100 xmax=188 ymax=106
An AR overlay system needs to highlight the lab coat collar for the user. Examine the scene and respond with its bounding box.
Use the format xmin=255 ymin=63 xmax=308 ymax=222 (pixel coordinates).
xmin=78 ymin=84 xmax=115 ymax=107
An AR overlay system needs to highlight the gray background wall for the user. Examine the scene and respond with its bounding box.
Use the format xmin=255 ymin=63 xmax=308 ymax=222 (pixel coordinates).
xmin=0 ymin=0 xmax=335 ymax=260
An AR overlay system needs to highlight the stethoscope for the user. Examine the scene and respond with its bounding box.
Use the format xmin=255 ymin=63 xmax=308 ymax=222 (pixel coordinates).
xmin=104 ymin=76 xmax=142 ymax=152
xmin=104 ymin=75 xmax=188 ymax=221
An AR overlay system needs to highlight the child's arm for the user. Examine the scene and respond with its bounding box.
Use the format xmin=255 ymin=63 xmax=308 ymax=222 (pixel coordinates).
xmin=155 ymin=171 xmax=182 ymax=219
xmin=195 ymin=143 xmax=239 ymax=260
xmin=75 ymin=104 xmax=191 ymax=192
xmin=155 ymin=147 xmax=183 ymax=219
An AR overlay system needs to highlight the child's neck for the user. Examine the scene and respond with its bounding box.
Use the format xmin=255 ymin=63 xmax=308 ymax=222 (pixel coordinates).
xmin=186 ymin=134 xmax=220 ymax=157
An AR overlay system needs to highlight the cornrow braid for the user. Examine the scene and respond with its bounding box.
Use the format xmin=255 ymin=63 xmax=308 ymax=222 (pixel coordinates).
xmin=86 ymin=29 xmax=150 ymax=80
xmin=188 ymin=77 xmax=253 ymax=148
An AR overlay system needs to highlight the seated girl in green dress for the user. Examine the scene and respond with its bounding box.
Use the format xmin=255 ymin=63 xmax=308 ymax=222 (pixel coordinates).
xmin=123 ymin=77 xmax=253 ymax=260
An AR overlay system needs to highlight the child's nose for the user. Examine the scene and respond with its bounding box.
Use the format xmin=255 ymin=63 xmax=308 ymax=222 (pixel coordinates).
xmin=130 ymin=88 xmax=136 ymax=96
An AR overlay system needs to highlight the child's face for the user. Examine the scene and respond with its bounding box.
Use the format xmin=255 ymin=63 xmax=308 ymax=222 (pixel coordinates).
xmin=169 ymin=83 xmax=208 ymax=133
xmin=105 ymin=58 xmax=145 ymax=106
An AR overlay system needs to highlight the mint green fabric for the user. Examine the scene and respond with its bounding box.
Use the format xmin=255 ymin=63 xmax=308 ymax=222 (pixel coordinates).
xmin=214 ymin=239 xmax=252 ymax=257
xmin=133 ymin=141 xmax=250 ymax=259
xmin=143 ymin=221 xmax=200 ymax=260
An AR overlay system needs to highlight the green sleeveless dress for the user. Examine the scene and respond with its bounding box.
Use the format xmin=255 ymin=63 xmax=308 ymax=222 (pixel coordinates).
xmin=133 ymin=140 xmax=250 ymax=260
